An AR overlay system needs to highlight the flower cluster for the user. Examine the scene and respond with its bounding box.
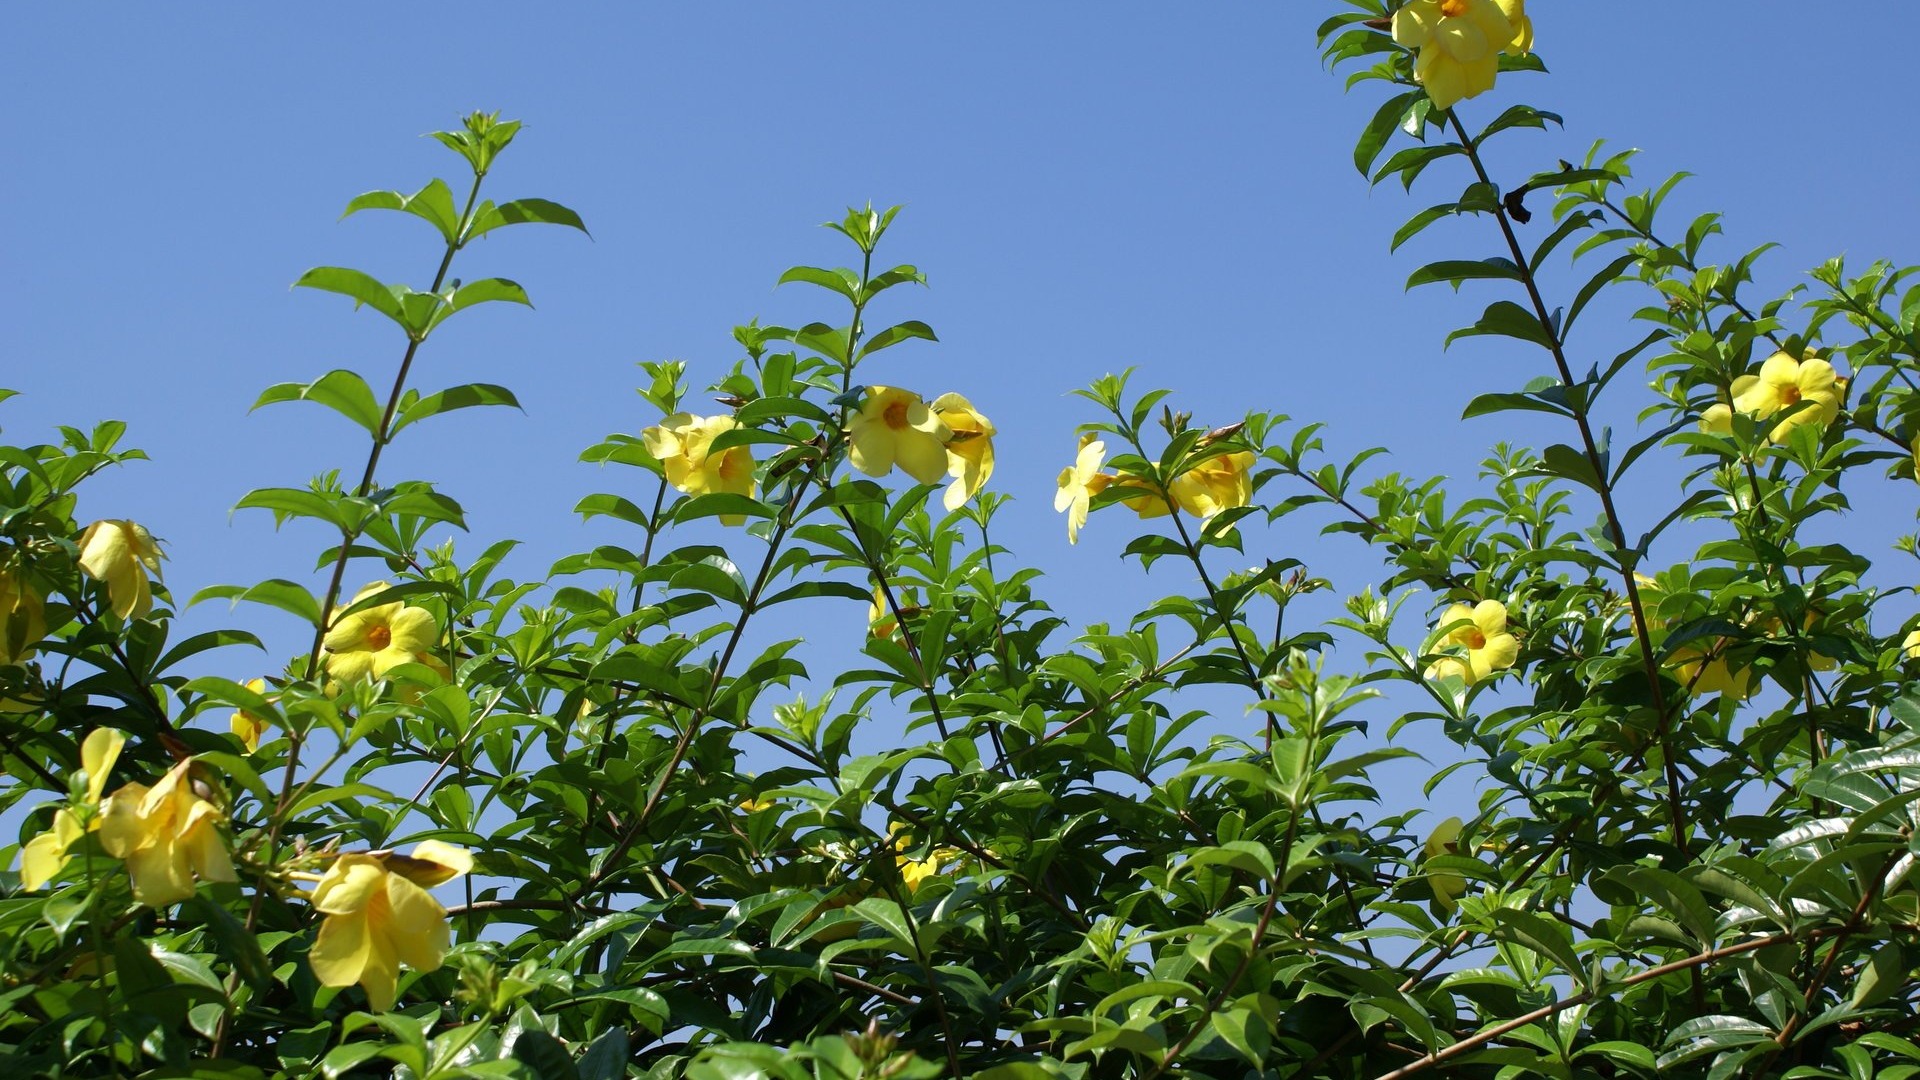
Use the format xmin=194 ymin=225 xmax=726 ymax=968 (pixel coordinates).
xmin=1699 ymin=350 xmax=1842 ymax=444
xmin=849 ymin=387 xmax=997 ymax=511
xmin=1054 ymin=435 xmax=1255 ymax=544
xmin=308 ymin=841 xmax=473 ymax=1012
xmin=1391 ymin=0 xmax=1532 ymax=111
xmin=1424 ymin=599 xmax=1519 ymax=686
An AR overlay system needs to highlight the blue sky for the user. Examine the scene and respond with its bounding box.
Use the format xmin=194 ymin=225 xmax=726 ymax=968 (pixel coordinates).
xmin=5 ymin=5 xmax=1918 ymax=813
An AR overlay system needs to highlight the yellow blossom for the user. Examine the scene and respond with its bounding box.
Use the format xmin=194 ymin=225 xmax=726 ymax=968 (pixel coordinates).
xmin=849 ymin=387 xmax=952 ymax=485
xmin=888 ymin=823 xmax=961 ymax=893
xmin=321 ymin=582 xmax=445 ymax=686
xmin=1423 ymin=816 xmax=1466 ymax=912
xmin=77 ymin=520 xmax=164 ymax=620
xmin=1425 ymin=600 xmax=1519 ymax=685
xmin=641 ymin=413 xmax=758 ymax=523
xmin=929 ymin=393 xmax=996 ymax=511
xmin=1904 ymin=629 xmax=1920 ymax=660
xmin=98 ymin=758 xmax=237 ymax=907
xmin=0 ymin=565 xmax=46 ymax=665
xmin=868 ymin=584 xmax=921 ymax=641
xmin=1169 ymin=451 xmax=1256 ymax=520
xmin=1699 ymin=402 xmax=1733 ymax=435
xmin=1391 ymin=0 xmax=1525 ymax=112
xmin=231 ymin=678 xmax=273 ymax=752
xmin=1054 ymin=436 xmax=1111 ymax=544
xmin=18 ymin=728 xmax=126 ymax=890
xmin=308 ymin=840 xmax=473 ymax=1012
xmin=1730 ymin=351 xmax=1840 ymax=443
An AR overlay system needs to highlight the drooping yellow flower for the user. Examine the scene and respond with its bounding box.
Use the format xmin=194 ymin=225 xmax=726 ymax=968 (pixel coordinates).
xmin=1426 ymin=600 xmax=1520 ymax=685
xmin=322 ymin=582 xmax=444 ymax=686
xmin=18 ymin=728 xmax=126 ymax=890
xmin=1055 ymin=436 xmax=1111 ymax=544
xmin=1730 ymin=351 xmax=1841 ymax=443
xmin=231 ymin=678 xmax=273 ymax=752
xmin=929 ymin=393 xmax=996 ymax=511
xmin=0 ymin=566 xmax=46 ymax=665
xmin=1423 ymin=816 xmax=1466 ymax=912
xmin=308 ymin=840 xmax=472 ymax=1012
xmin=1391 ymin=0 xmax=1525 ymax=111
xmin=640 ymin=413 xmax=758 ymax=523
xmin=77 ymin=520 xmax=164 ymax=620
xmin=849 ymin=387 xmax=953 ymax=485
xmin=1169 ymin=451 xmax=1256 ymax=520
xmin=97 ymin=758 xmax=237 ymax=907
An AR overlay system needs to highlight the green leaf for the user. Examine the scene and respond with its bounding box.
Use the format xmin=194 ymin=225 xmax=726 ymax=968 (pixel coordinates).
xmin=342 ymin=178 xmax=460 ymax=243
xmin=1355 ymin=90 xmax=1420 ymax=176
xmin=293 ymin=266 xmax=406 ymax=325
xmin=1406 ymin=257 xmax=1524 ymax=290
xmin=155 ymin=629 xmax=264 ymax=673
xmin=851 ymin=897 xmax=918 ymax=950
xmin=578 ymin=1027 xmax=634 ymax=1079
xmin=1461 ymin=391 xmax=1572 ymax=420
xmin=511 ymin=1029 xmax=581 ymax=1080
xmin=856 ymin=320 xmax=937 ymax=360
xmin=1446 ymin=300 xmax=1555 ymax=350
xmin=189 ymin=579 xmax=323 ymax=625
xmin=776 ymin=265 xmax=860 ymax=301
xmin=1393 ymin=202 xmax=1458 ymax=253
xmin=389 ymin=382 xmax=523 ymax=437
xmin=464 ymin=197 xmax=591 ymax=243
xmin=1488 ymin=908 xmax=1585 ymax=985
xmin=252 ymin=369 xmax=385 ymax=434
xmin=426 ymin=277 xmax=531 ymax=333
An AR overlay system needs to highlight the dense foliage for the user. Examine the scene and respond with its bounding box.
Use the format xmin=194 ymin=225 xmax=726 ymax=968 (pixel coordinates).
xmin=8 ymin=2 xmax=1920 ymax=1077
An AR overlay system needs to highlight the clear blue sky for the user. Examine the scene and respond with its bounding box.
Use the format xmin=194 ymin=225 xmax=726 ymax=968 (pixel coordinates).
xmin=4 ymin=5 xmax=1916 ymax=807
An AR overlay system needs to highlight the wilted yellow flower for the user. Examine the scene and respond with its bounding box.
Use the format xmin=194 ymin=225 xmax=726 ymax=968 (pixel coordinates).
xmin=1426 ymin=600 xmax=1519 ymax=685
xmin=930 ymin=392 xmax=996 ymax=511
xmin=1423 ymin=816 xmax=1466 ymax=912
xmin=18 ymin=728 xmax=126 ymax=890
xmin=1169 ymin=451 xmax=1256 ymax=520
xmin=98 ymin=758 xmax=237 ymax=907
xmin=322 ymin=583 xmax=445 ymax=686
xmin=640 ymin=413 xmax=758 ymax=523
xmin=1730 ymin=351 xmax=1840 ymax=443
xmin=849 ymin=387 xmax=952 ymax=485
xmin=308 ymin=840 xmax=473 ymax=1012
xmin=231 ymin=678 xmax=273 ymax=752
xmin=0 ymin=566 xmax=46 ymax=665
xmin=77 ymin=520 xmax=164 ymax=620
xmin=1055 ymin=436 xmax=1111 ymax=544
xmin=1391 ymin=0 xmax=1526 ymax=112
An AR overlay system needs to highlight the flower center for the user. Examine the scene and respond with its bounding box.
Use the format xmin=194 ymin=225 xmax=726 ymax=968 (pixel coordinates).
xmin=1439 ymin=0 xmax=1469 ymax=16
xmin=1464 ymin=629 xmax=1486 ymax=650
xmin=367 ymin=625 xmax=392 ymax=650
xmin=883 ymin=400 xmax=911 ymax=430
xmin=1780 ymin=385 xmax=1802 ymax=405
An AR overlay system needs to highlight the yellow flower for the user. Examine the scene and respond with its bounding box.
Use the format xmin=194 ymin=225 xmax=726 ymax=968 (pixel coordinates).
xmin=640 ymin=413 xmax=758 ymax=523
xmin=1904 ymin=628 xmax=1920 ymax=660
xmin=1669 ymin=645 xmax=1754 ymax=700
xmin=98 ymin=758 xmax=238 ymax=907
xmin=1699 ymin=402 xmax=1733 ymax=435
xmin=888 ymin=823 xmax=961 ymax=893
xmin=0 ymin=565 xmax=46 ymax=665
xmin=322 ymin=582 xmax=444 ymax=686
xmin=1054 ymin=436 xmax=1111 ymax=544
xmin=1423 ymin=816 xmax=1466 ymax=912
xmin=1730 ymin=351 xmax=1840 ymax=442
xmin=18 ymin=728 xmax=125 ymax=890
xmin=1391 ymin=0 xmax=1525 ymax=111
xmin=929 ymin=393 xmax=996 ymax=511
xmin=231 ymin=678 xmax=273 ymax=752
xmin=868 ymin=584 xmax=922 ymax=641
xmin=77 ymin=520 xmax=164 ymax=620
xmin=1425 ymin=600 xmax=1520 ymax=685
xmin=1169 ymin=451 xmax=1256 ymax=520
xmin=849 ymin=387 xmax=952 ymax=485
xmin=308 ymin=840 xmax=473 ymax=1012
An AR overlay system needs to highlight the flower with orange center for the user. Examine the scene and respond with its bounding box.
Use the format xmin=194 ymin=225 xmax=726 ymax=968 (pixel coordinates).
xmin=308 ymin=840 xmax=473 ymax=1012
xmin=1391 ymin=0 xmax=1529 ymax=111
xmin=849 ymin=387 xmax=952 ymax=485
xmin=321 ymin=582 xmax=445 ymax=686
xmin=1425 ymin=600 xmax=1519 ymax=685
xmin=1730 ymin=350 xmax=1841 ymax=443
xmin=641 ymin=412 xmax=758 ymax=523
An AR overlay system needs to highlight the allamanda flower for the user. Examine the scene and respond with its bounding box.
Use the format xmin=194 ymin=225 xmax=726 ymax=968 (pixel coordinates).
xmin=849 ymin=386 xmax=952 ymax=485
xmin=77 ymin=519 xmax=164 ymax=620
xmin=930 ymin=392 xmax=996 ymax=511
xmin=1423 ymin=816 xmax=1467 ymax=913
xmin=1054 ymin=436 xmax=1111 ymax=545
xmin=641 ymin=412 xmax=758 ymax=523
xmin=1169 ymin=450 xmax=1256 ymax=520
xmin=308 ymin=840 xmax=473 ymax=1012
xmin=0 ymin=565 xmax=46 ymax=666
xmin=98 ymin=757 xmax=238 ymax=907
xmin=322 ymin=582 xmax=446 ymax=686
xmin=1425 ymin=600 xmax=1519 ymax=685
xmin=231 ymin=678 xmax=274 ymax=753
xmin=1391 ymin=0 xmax=1530 ymax=112
xmin=1730 ymin=350 xmax=1841 ymax=443
xmin=18 ymin=728 xmax=126 ymax=890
